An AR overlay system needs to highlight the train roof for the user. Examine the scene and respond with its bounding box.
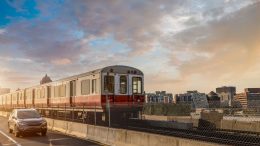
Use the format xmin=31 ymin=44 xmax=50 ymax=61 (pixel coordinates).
xmin=55 ymin=65 xmax=143 ymax=83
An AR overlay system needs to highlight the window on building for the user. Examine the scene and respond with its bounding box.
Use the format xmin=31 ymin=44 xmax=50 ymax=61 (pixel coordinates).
xmin=104 ymin=76 xmax=114 ymax=93
xmin=92 ymin=79 xmax=97 ymax=94
xmin=81 ymin=79 xmax=90 ymax=95
xmin=132 ymin=77 xmax=142 ymax=94
xmin=120 ymin=76 xmax=127 ymax=94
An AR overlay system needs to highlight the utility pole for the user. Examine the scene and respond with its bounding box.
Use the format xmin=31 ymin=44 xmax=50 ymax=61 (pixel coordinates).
xmin=106 ymin=90 xmax=111 ymax=127
xmin=105 ymin=72 xmax=111 ymax=127
xmin=94 ymin=103 xmax=96 ymax=125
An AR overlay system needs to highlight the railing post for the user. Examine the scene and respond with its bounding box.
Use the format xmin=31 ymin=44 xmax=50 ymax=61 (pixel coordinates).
xmin=95 ymin=102 xmax=96 ymax=126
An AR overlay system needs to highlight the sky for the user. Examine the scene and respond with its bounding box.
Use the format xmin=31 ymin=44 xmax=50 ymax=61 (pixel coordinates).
xmin=0 ymin=0 xmax=259 ymax=94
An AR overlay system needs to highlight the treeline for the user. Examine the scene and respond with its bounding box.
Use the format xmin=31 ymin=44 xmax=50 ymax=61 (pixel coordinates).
xmin=143 ymin=103 xmax=191 ymax=116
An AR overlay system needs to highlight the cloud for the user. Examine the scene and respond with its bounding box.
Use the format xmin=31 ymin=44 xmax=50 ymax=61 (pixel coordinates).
xmin=51 ymin=58 xmax=72 ymax=65
xmin=0 ymin=0 xmax=259 ymax=93
xmin=69 ymin=0 xmax=188 ymax=54
xmin=0 ymin=29 xmax=6 ymax=34
xmin=164 ymin=2 xmax=260 ymax=92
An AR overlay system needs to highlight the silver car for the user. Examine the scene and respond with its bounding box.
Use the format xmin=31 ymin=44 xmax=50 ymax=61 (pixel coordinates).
xmin=8 ymin=109 xmax=47 ymax=137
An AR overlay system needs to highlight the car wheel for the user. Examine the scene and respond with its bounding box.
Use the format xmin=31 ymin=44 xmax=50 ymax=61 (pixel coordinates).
xmin=14 ymin=125 xmax=20 ymax=137
xmin=41 ymin=130 xmax=47 ymax=136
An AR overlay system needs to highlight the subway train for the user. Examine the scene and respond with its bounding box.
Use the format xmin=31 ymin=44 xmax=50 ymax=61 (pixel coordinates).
xmin=0 ymin=65 xmax=145 ymax=123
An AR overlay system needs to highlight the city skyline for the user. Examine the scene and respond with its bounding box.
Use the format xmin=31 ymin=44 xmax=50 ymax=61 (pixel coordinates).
xmin=0 ymin=0 xmax=260 ymax=93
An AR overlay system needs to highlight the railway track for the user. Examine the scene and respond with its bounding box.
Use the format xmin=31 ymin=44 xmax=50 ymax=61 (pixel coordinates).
xmin=48 ymin=115 xmax=260 ymax=145
xmin=111 ymin=120 xmax=260 ymax=146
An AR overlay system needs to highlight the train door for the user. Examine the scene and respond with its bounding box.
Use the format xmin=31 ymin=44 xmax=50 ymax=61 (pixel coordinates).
xmin=32 ymin=89 xmax=35 ymax=107
xmin=47 ymin=86 xmax=51 ymax=106
xmin=70 ymin=80 xmax=76 ymax=106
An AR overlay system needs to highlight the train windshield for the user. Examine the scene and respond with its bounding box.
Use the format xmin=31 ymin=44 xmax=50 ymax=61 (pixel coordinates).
xmin=132 ymin=77 xmax=142 ymax=94
xmin=104 ymin=75 xmax=114 ymax=93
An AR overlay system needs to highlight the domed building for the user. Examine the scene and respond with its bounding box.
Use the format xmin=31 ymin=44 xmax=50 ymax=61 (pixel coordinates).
xmin=40 ymin=74 xmax=52 ymax=84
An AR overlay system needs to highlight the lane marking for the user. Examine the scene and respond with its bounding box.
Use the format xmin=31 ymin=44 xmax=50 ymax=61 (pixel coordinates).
xmin=49 ymin=137 xmax=71 ymax=141
xmin=0 ymin=130 xmax=21 ymax=146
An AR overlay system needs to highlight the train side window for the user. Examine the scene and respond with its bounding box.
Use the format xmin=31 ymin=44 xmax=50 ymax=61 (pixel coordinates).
xmin=104 ymin=76 xmax=114 ymax=93
xmin=132 ymin=77 xmax=142 ymax=94
xmin=81 ymin=79 xmax=90 ymax=95
xmin=120 ymin=76 xmax=127 ymax=94
xmin=92 ymin=79 xmax=97 ymax=94
xmin=41 ymin=87 xmax=45 ymax=98
xmin=54 ymin=86 xmax=59 ymax=98
xmin=60 ymin=85 xmax=66 ymax=97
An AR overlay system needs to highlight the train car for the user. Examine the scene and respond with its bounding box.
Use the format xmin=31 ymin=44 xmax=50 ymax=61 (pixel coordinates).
xmin=0 ymin=95 xmax=2 ymax=108
xmin=34 ymin=85 xmax=47 ymax=107
xmin=11 ymin=91 xmax=19 ymax=108
xmin=50 ymin=81 xmax=69 ymax=107
xmin=17 ymin=89 xmax=25 ymax=108
xmin=74 ymin=65 xmax=145 ymax=108
xmin=2 ymin=95 xmax=6 ymax=108
xmin=6 ymin=93 xmax=12 ymax=108
xmin=25 ymin=88 xmax=35 ymax=108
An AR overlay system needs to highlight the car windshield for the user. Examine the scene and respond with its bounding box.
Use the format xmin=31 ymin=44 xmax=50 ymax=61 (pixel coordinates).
xmin=17 ymin=110 xmax=41 ymax=119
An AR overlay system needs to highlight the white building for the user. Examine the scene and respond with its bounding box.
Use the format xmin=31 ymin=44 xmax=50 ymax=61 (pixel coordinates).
xmin=145 ymin=91 xmax=173 ymax=103
xmin=175 ymin=91 xmax=209 ymax=109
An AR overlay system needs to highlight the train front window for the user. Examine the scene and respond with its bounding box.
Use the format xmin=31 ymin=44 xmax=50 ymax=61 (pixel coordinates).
xmin=104 ymin=75 xmax=114 ymax=93
xmin=120 ymin=76 xmax=127 ymax=94
xmin=132 ymin=77 xmax=142 ymax=94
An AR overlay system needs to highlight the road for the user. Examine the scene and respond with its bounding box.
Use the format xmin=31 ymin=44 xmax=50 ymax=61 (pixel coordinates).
xmin=0 ymin=116 xmax=102 ymax=146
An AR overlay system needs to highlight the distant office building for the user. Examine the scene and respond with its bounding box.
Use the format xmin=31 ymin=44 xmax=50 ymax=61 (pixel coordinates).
xmin=175 ymin=90 xmax=209 ymax=109
xmin=234 ymin=93 xmax=246 ymax=108
xmin=235 ymin=88 xmax=260 ymax=108
xmin=216 ymin=86 xmax=236 ymax=107
xmin=145 ymin=91 xmax=173 ymax=103
xmin=0 ymin=87 xmax=10 ymax=95
xmin=207 ymin=91 xmax=221 ymax=108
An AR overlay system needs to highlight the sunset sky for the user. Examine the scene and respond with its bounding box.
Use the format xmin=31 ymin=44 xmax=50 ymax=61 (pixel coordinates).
xmin=0 ymin=0 xmax=259 ymax=94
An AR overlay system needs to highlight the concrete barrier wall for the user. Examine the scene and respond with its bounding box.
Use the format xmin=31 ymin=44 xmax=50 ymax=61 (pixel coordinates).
xmin=0 ymin=111 xmax=9 ymax=118
xmin=52 ymin=119 xmax=68 ymax=133
xmin=221 ymin=120 xmax=260 ymax=133
xmin=46 ymin=117 xmax=221 ymax=146
xmin=66 ymin=121 xmax=87 ymax=139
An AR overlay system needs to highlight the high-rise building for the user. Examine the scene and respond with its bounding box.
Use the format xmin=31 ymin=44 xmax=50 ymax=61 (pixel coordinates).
xmin=235 ymin=88 xmax=260 ymax=108
xmin=216 ymin=86 xmax=236 ymax=107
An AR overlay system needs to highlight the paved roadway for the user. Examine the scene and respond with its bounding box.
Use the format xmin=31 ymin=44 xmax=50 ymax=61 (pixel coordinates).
xmin=0 ymin=117 xmax=102 ymax=146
